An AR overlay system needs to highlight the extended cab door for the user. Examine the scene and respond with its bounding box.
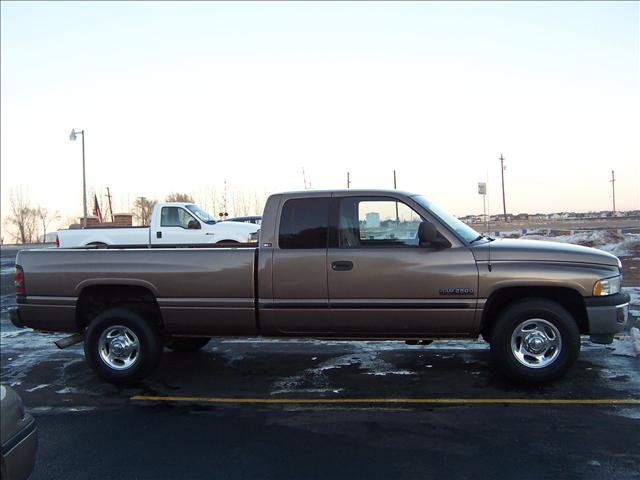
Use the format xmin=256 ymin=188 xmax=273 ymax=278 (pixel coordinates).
xmin=262 ymin=196 xmax=331 ymax=334
xmin=327 ymin=194 xmax=478 ymax=336
xmin=152 ymin=206 xmax=205 ymax=245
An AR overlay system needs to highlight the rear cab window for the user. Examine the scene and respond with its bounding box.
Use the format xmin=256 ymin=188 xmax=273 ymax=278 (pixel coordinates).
xmin=278 ymin=198 xmax=329 ymax=249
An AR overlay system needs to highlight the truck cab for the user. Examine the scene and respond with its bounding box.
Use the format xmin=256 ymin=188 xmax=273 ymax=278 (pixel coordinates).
xmin=150 ymin=202 xmax=259 ymax=245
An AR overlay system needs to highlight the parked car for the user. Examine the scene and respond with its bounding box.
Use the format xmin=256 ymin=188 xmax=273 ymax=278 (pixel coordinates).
xmin=1 ymin=385 xmax=37 ymax=480
xmin=10 ymin=189 xmax=629 ymax=385
xmin=56 ymin=202 xmax=259 ymax=247
xmin=225 ymin=215 xmax=262 ymax=225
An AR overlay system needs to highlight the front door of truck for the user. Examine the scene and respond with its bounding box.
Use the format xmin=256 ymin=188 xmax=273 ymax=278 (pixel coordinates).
xmin=267 ymin=196 xmax=332 ymax=334
xmin=327 ymin=195 xmax=478 ymax=336
xmin=152 ymin=206 xmax=205 ymax=245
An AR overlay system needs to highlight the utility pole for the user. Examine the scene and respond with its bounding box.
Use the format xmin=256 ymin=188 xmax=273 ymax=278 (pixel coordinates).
xmin=393 ymin=170 xmax=397 ymax=189
xmin=347 ymin=172 xmax=351 ymax=189
xmin=500 ymin=154 xmax=507 ymax=223
xmin=610 ymin=170 xmax=616 ymax=215
xmin=302 ymin=168 xmax=308 ymax=190
xmin=106 ymin=187 xmax=114 ymax=222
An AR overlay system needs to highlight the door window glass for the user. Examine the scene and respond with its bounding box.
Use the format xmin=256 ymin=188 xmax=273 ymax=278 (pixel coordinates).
xmin=279 ymin=198 xmax=329 ymax=249
xmin=161 ymin=207 xmax=198 ymax=228
xmin=338 ymin=198 xmax=423 ymax=247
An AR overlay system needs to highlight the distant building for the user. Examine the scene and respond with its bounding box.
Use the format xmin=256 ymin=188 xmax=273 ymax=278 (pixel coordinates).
xmin=365 ymin=212 xmax=380 ymax=228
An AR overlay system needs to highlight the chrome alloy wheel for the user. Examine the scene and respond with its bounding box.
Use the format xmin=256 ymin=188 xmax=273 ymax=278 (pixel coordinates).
xmin=98 ymin=325 xmax=140 ymax=370
xmin=510 ymin=318 xmax=561 ymax=369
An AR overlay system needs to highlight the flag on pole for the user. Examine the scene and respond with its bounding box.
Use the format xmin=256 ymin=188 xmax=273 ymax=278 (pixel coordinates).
xmin=93 ymin=194 xmax=103 ymax=223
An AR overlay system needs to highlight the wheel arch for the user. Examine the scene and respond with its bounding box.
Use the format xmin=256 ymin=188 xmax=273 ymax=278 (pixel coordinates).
xmin=76 ymin=283 xmax=162 ymax=331
xmin=480 ymin=286 xmax=588 ymax=341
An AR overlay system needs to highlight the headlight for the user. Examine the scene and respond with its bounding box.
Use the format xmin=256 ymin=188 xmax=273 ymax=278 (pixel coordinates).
xmin=593 ymin=276 xmax=621 ymax=296
xmin=248 ymin=231 xmax=260 ymax=243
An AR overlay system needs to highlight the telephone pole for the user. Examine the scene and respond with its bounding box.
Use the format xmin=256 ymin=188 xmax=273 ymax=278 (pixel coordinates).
xmin=347 ymin=172 xmax=351 ymax=188
xmin=610 ymin=170 xmax=616 ymax=215
xmin=393 ymin=170 xmax=397 ymax=189
xmin=302 ymin=167 xmax=308 ymax=190
xmin=106 ymin=187 xmax=114 ymax=222
xmin=500 ymin=154 xmax=507 ymax=222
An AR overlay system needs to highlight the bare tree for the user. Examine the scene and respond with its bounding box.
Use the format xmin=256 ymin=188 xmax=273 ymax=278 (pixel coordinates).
xmin=4 ymin=188 xmax=38 ymax=244
xmin=37 ymin=207 xmax=60 ymax=242
xmin=166 ymin=192 xmax=194 ymax=203
xmin=132 ymin=197 xmax=157 ymax=226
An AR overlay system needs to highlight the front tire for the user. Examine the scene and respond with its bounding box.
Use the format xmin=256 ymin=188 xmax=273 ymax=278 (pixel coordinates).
xmin=84 ymin=307 xmax=163 ymax=386
xmin=490 ymin=299 xmax=580 ymax=384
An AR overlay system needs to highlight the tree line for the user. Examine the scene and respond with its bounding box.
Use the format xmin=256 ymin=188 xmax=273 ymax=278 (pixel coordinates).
xmin=2 ymin=188 xmax=60 ymax=244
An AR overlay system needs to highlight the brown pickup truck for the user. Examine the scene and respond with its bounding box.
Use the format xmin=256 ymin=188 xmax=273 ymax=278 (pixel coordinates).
xmin=10 ymin=189 xmax=630 ymax=385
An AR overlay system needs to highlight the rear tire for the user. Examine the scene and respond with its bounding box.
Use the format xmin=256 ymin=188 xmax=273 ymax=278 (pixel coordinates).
xmin=165 ymin=337 xmax=211 ymax=353
xmin=84 ymin=307 xmax=163 ymax=386
xmin=489 ymin=299 xmax=580 ymax=384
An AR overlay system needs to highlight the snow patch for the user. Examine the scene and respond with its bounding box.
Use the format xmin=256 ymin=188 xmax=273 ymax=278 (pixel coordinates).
xmin=25 ymin=384 xmax=49 ymax=393
xmin=522 ymin=231 xmax=640 ymax=256
xmin=271 ymin=348 xmax=417 ymax=395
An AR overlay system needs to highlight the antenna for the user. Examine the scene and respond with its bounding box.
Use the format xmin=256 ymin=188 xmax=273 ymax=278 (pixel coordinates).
xmin=500 ymin=154 xmax=507 ymax=223
xmin=487 ymin=170 xmax=492 ymax=272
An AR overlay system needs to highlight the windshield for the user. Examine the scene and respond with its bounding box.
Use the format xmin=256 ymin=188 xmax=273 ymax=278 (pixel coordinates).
xmin=411 ymin=195 xmax=482 ymax=244
xmin=186 ymin=204 xmax=216 ymax=224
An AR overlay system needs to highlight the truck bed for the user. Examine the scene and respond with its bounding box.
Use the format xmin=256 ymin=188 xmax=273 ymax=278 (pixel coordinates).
xmin=16 ymin=247 xmax=258 ymax=335
xmin=57 ymin=227 xmax=151 ymax=248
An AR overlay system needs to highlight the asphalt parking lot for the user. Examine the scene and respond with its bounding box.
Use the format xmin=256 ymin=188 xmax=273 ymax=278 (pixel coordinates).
xmin=1 ymin=246 xmax=639 ymax=479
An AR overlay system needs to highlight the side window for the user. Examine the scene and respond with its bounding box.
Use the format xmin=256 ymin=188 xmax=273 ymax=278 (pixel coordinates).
xmin=338 ymin=198 xmax=423 ymax=248
xmin=161 ymin=207 xmax=197 ymax=228
xmin=279 ymin=198 xmax=329 ymax=249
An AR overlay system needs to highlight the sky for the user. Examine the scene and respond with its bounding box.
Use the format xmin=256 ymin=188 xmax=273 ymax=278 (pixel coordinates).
xmin=1 ymin=1 xmax=639 ymax=238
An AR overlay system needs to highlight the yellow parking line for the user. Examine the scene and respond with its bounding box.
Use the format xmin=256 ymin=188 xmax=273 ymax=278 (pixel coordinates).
xmin=130 ymin=395 xmax=640 ymax=405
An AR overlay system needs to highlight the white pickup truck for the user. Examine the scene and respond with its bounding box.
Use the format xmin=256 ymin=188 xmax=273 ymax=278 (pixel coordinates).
xmin=56 ymin=202 xmax=260 ymax=248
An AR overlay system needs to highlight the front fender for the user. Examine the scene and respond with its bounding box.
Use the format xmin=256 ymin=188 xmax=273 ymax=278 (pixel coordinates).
xmin=477 ymin=261 xmax=619 ymax=299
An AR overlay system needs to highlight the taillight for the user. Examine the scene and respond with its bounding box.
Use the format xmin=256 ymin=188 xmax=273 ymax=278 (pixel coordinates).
xmin=56 ymin=234 xmax=60 ymax=247
xmin=15 ymin=265 xmax=25 ymax=295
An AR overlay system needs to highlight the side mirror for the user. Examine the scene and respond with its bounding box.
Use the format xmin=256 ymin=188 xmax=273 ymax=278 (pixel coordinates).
xmin=187 ymin=219 xmax=201 ymax=230
xmin=418 ymin=221 xmax=450 ymax=248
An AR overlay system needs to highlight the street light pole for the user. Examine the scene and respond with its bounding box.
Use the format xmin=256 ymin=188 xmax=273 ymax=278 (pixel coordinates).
xmin=70 ymin=129 xmax=88 ymax=228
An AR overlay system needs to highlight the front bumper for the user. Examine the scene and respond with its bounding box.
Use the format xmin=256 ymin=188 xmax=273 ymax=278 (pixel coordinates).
xmin=584 ymin=292 xmax=630 ymax=344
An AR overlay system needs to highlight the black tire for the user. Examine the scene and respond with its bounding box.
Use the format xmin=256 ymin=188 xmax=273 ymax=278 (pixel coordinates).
xmin=84 ymin=307 xmax=163 ymax=386
xmin=489 ymin=299 xmax=580 ymax=384
xmin=165 ymin=337 xmax=211 ymax=353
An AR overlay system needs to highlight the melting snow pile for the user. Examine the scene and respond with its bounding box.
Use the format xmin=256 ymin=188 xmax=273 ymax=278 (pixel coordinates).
xmin=522 ymin=231 xmax=640 ymax=256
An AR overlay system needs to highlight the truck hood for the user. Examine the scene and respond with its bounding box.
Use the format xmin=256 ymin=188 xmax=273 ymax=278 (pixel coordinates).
xmin=205 ymin=221 xmax=259 ymax=234
xmin=471 ymin=238 xmax=621 ymax=267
